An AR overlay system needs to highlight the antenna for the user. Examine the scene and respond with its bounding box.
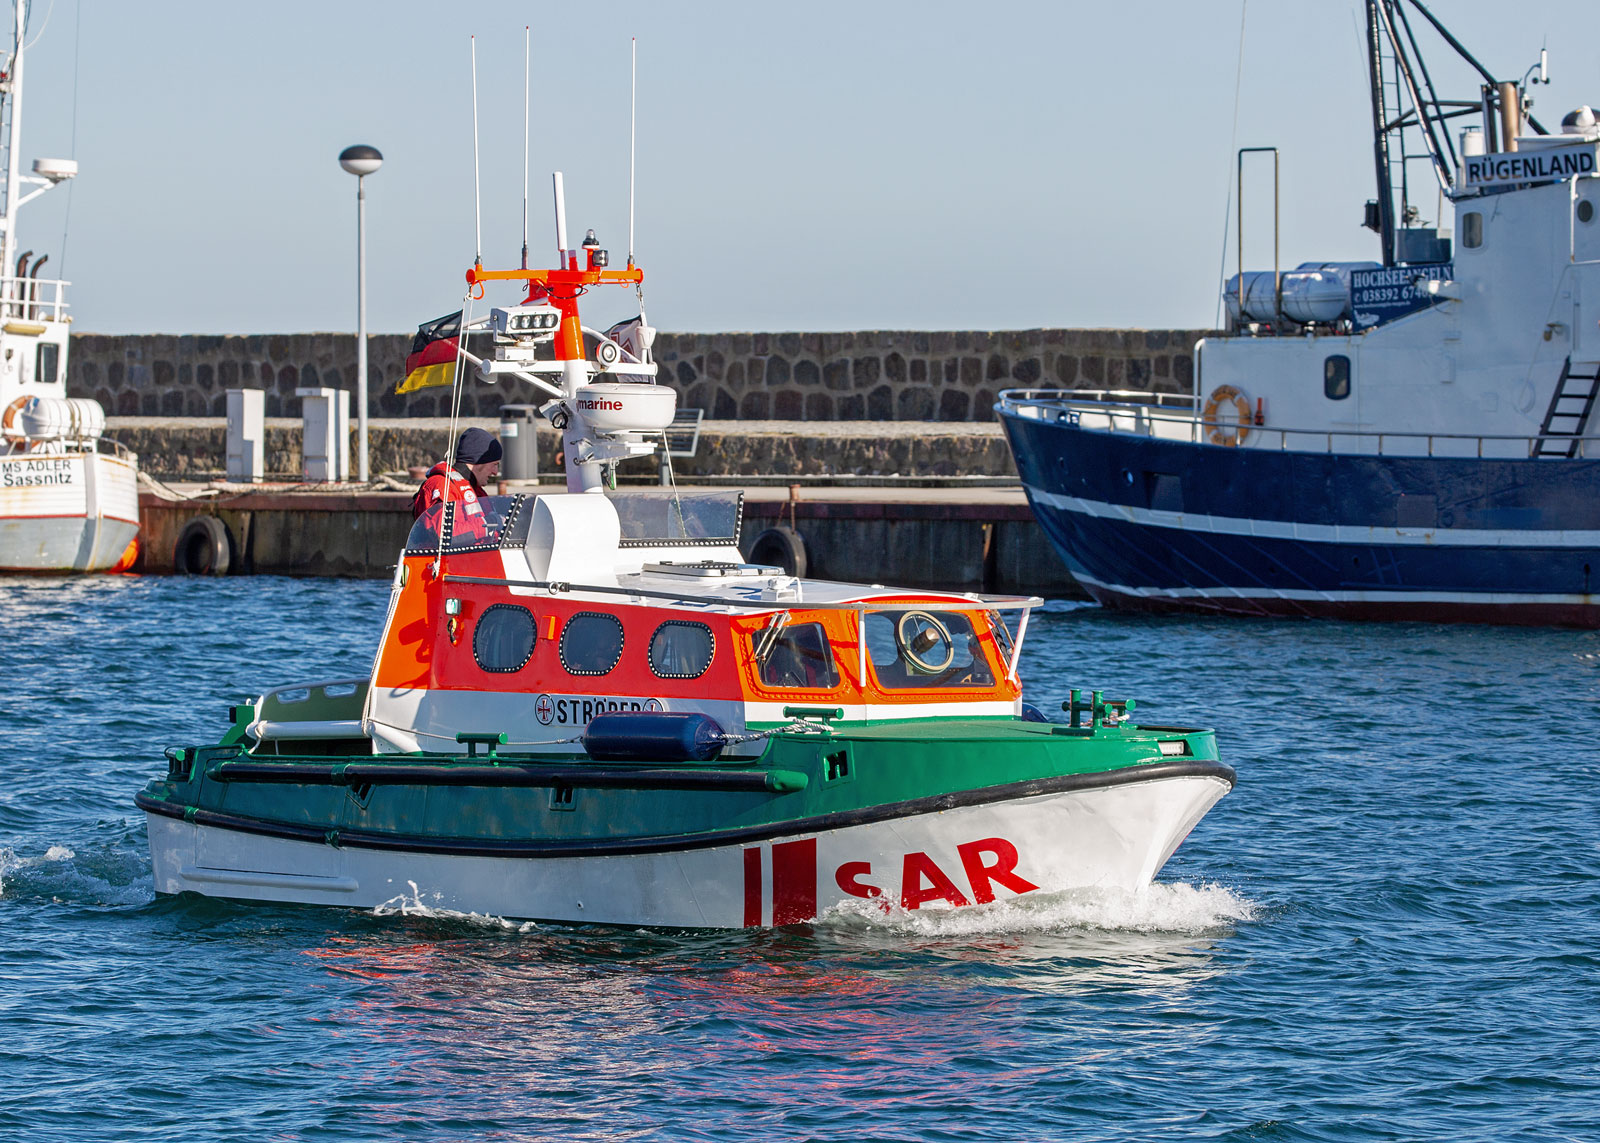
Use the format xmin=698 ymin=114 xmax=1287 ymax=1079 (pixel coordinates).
xmin=553 ymin=171 xmax=569 ymax=263
xmin=521 ymin=25 xmax=530 ymax=270
xmin=470 ymin=35 xmax=482 ymax=267
xmin=628 ymin=37 xmax=637 ymax=269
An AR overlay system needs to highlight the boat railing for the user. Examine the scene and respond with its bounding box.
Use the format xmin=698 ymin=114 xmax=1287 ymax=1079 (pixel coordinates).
xmin=0 ymin=275 xmax=69 ymax=323
xmin=4 ymin=434 xmax=135 ymax=459
xmin=997 ymin=388 xmax=1600 ymax=460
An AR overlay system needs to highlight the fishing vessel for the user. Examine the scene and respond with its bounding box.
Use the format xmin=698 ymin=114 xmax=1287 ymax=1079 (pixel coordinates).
xmin=136 ymin=166 xmax=1233 ymax=927
xmin=0 ymin=1 xmax=137 ymax=572
xmin=999 ymin=0 xmax=1600 ymax=626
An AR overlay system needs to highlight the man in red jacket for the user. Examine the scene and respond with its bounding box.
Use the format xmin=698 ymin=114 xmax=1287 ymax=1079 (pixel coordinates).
xmin=410 ymin=427 xmax=503 ymax=539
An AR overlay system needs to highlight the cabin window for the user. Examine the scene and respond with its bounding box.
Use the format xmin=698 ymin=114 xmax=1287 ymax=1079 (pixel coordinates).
xmin=35 ymin=342 xmax=58 ymax=386
xmin=1324 ymin=355 xmax=1351 ymax=401
xmin=404 ymin=495 xmax=522 ymax=555
xmin=559 ymin=612 xmax=625 ymax=676
xmin=749 ymin=621 xmax=839 ymax=690
xmin=1461 ymin=212 xmax=1483 ymax=249
xmin=864 ymin=610 xmax=994 ymax=690
xmin=472 ymin=604 xmax=536 ymax=673
xmin=649 ymin=621 xmax=714 ymax=679
xmin=1580 ymin=200 xmax=1596 ymax=224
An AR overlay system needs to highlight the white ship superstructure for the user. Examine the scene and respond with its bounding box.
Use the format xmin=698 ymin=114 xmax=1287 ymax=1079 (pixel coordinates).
xmin=0 ymin=0 xmax=137 ymax=572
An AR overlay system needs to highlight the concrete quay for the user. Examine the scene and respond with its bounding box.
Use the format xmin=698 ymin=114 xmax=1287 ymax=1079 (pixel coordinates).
xmin=106 ymin=416 xmax=1019 ymax=482
xmin=137 ymin=482 xmax=1084 ymax=598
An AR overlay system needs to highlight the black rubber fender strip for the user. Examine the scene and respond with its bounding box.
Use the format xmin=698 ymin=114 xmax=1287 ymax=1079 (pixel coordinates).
xmin=135 ymin=759 xmax=1235 ymax=860
xmin=209 ymin=760 xmax=805 ymax=793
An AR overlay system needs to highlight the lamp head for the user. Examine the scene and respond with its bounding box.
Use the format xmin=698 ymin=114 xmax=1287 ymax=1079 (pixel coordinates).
xmin=339 ymin=145 xmax=383 ymax=177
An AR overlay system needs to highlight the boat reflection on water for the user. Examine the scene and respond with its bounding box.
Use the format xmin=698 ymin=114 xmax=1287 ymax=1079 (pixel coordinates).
xmin=294 ymin=880 xmax=1256 ymax=1101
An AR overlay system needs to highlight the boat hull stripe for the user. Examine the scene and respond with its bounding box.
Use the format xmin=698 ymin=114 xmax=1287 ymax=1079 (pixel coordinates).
xmin=135 ymin=759 xmax=1236 ymax=859
xmin=1026 ymin=487 xmax=1600 ymax=548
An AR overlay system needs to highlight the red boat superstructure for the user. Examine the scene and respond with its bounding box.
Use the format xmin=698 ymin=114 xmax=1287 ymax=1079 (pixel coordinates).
xmin=358 ymin=490 xmax=1028 ymax=756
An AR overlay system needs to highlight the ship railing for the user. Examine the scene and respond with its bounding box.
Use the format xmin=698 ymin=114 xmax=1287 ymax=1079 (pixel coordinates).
xmin=0 ymin=274 xmax=69 ymax=323
xmin=3 ymin=434 xmax=135 ymax=460
xmin=996 ymin=388 xmax=1600 ymax=459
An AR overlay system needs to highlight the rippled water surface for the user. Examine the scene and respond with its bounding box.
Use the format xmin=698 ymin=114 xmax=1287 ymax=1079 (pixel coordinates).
xmin=2 ymin=575 xmax=1598 ymax=1141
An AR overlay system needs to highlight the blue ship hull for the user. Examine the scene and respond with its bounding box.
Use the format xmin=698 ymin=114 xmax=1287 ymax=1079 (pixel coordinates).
xmin=999 ymin=410 xmax=1600 ymax=626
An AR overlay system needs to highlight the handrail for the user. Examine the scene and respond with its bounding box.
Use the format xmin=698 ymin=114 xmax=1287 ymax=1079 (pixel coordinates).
xmin=3 ymin=435 xmax=135 ymax=459
xmin=0 ymin=274 xmax=69 ymax=322
xmin=439 ymin=572 xmax=1043 ymax=613
xmin=996 ymin=388 xmax=1600 ymax=457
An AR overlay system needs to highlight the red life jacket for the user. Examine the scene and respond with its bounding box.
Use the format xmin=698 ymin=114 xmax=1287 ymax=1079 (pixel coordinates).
xmin=411 ymin=462 xmax=492 ymax=541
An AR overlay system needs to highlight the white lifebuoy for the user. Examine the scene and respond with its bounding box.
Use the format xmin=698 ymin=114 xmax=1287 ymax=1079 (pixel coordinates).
xmin=1 ymin=394 xmax=33 ymax=450
xmin=1202 ymin=385 xmax=1252 ymax=447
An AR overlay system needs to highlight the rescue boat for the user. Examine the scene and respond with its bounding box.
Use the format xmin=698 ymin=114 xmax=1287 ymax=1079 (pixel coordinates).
xmin=136 ymin=172 xmax=1233 ymax=927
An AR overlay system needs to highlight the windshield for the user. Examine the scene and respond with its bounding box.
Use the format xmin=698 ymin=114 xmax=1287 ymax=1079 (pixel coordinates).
xmin=613 ymin=492 xmax=743 ymax=547
xmin=405 ymin=495 xmax=526 ymax=553
xmin=863 ymin=609 xmax=995 ymax=690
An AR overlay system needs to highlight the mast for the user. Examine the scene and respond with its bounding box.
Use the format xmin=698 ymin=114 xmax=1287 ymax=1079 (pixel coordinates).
xmin=1 ymin=1 xmax=24 ymax=307
xmin=1366 ymin=0 xmax=1397 ymax=267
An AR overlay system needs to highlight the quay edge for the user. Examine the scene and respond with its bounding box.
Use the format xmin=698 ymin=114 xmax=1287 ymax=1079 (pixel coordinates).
xmin=137 ymin=485 xmax=1084 ymax=597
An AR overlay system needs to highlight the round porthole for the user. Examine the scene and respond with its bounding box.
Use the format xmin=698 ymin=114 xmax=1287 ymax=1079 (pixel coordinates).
xmin=648 ymin=621 xmax=714 ymax=679
xmin=559 ymin=611 xmax=625 ymax=676
xmin=473 ymin=604 xmax=536 ymax=673
xmin=1579 ymin=200 xmax=1595 ymax=223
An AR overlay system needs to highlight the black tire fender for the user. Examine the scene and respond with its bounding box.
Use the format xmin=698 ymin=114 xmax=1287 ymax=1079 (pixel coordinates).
xmin=748 ymin=525 xmax=807 ymax=578
xmin=174 ymin=514 xmax=232 ymax=576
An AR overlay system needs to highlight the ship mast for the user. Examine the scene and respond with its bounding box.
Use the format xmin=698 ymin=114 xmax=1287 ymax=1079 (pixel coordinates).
xmin=1365 ymin=1 xmax=1397 ymax=267
xmin=1362 ymin=0 xmax=1548 ymax=267
xmin=0 ymin=0 xmax=25 ymax=306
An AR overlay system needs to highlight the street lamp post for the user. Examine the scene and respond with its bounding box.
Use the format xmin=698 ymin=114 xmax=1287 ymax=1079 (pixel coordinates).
xmin=339 ymin=144 xmax=382 ymax=483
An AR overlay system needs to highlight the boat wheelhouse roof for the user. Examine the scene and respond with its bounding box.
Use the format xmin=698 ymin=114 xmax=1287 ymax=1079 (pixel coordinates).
xmin=408 ymin=489 xmax=1040 ymax=616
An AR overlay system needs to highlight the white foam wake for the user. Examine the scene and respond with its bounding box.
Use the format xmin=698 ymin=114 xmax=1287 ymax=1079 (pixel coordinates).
xmin=816 ymin=880 xmax=1258 ymax=937
xmin=364 ymin=879 xmax=1254 ymax=940
xmin=0 ymin=842 xmax=149 ymax=906
xmin=371 ymin=880 xmax=543 ymax=933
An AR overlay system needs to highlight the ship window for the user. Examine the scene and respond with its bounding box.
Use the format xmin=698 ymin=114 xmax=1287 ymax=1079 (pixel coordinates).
xmin=1580 ymin=200 xmax=1596 ymax=224
xmin=473 ymin=604 xmax=536 ymax=673
xmin=749 ymin=621 xmax=839 ymax=690
xmin=404 ymin=495 xmax=521 ymax=554
xmin=1461 ymin=212 xmax=1483 ymax=249
xmin=1324 ymin=355 xmax=1351 ymax=401
xmin=560 ymin=612 xmax=625 ymax=676
xmin=864 ymin=610 xmax=994 ymax=690
xmin=35 ymin=342 xmax=58 ymax=385
xmin=649 ymin=621 xmax=714 ymax=679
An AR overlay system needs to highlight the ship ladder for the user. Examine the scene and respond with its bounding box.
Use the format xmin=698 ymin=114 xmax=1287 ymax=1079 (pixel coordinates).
xmin=1533 ymin=357 xmax=1600 ymax=458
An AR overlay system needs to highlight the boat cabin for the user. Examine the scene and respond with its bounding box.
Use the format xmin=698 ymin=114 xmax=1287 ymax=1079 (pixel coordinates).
xmin=353 ymin=491 xmax=1025 ymax=755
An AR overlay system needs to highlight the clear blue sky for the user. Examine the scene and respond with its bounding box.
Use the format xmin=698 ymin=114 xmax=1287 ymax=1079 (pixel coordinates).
xmin=9 ymin=0 xmax=1595 ymax=334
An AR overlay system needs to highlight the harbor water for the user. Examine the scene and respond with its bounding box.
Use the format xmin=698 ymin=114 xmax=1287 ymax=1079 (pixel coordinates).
xmin=2 ymin=576 xmax=1597 ymax=1141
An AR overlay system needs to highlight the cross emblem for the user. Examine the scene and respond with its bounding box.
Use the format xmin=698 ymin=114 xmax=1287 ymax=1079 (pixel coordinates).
xmin=535 ymin=694 xmax=555 ymax=725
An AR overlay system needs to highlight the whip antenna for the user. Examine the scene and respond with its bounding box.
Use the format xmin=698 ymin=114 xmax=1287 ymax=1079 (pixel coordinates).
xmin=471 ymin=35 xmax=482 ymax=267
xmin=521 ymin=25 xmax=530 ymax=270
xmin=628 ymin=37 xmax=637 ymax=268
xmin=553 ymin=171 xmax=569 ymax=261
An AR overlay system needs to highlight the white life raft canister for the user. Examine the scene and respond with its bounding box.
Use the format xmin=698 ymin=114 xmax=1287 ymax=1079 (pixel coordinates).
xmin=14 ymin=396 xmax=107 ymax=442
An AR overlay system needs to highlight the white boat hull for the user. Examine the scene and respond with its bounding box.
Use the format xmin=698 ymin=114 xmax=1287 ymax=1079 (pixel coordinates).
xmin=0 ymin=450 xmax=138 ymax=571
xmin=144 ymin=773 xmax=1231 ymax=927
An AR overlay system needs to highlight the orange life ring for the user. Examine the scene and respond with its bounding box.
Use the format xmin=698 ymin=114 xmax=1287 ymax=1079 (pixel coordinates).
xmin=1 ymin=394 xmax=32 ymax=451
xmin=1202 ymin=385 xmax=1251 ymax=447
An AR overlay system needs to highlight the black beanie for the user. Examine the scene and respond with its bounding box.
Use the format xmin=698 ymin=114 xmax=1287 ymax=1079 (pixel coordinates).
xmin=457 ymin=426 xmax=503 ymax=465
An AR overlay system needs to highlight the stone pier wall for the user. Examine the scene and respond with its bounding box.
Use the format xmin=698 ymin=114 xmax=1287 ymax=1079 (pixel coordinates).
xmin=68 ymin=328 xmax=1209 ymax=422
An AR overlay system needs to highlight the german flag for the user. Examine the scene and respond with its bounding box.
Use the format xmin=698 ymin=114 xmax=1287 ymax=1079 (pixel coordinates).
xmin=398 ymin=310 xmax=463 ymax=394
